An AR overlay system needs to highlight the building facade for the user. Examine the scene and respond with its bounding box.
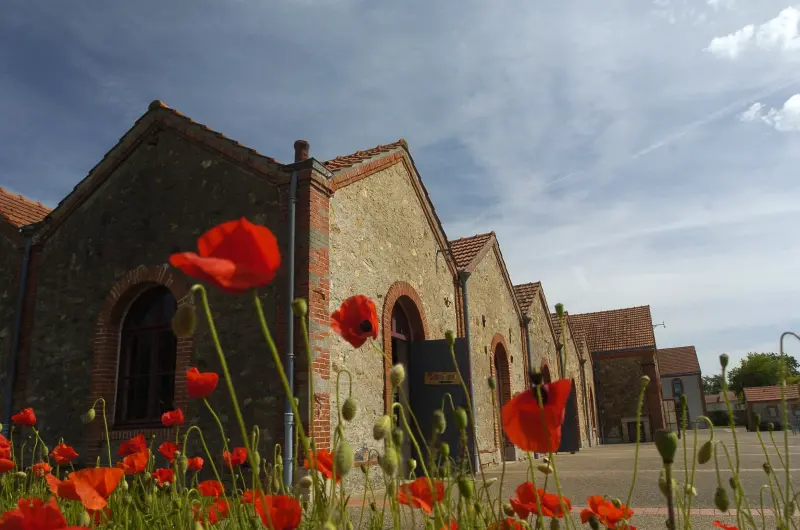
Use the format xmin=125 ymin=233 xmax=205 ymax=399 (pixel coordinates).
xmin=657 ymin=346 xmax=707 ymax=430
xmin=743 ymin=384 xmax=800 ymax=431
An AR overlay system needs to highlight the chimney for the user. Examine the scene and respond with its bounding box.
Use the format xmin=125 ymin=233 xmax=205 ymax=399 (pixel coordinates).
xmin=294 ymin=140 xmax=310 ymax=163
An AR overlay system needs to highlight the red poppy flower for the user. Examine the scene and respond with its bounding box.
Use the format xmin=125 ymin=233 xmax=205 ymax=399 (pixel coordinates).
xmin=0 ymin=459 xmax=15 ymax=474
xmin=0 ymin=434 xmax=11 ymax=460
xmin=158 ymin=441 xmax=179 ymax=463
xmin=501 ymin=378 xmax=571 ymax=453
xmin=331 ymin=295 xmax=379 ymax=348
xmin=580 ymin=495 xmax=634 ymax=529
xmin=509 ymin=482 xmax=571 ymax=519
xmin=249 ymin=493 xmax=302 ymax=530
xmin=116 ymin=449 xmax=149 ymax=475
xmin=46 ymin=467 xmax=124 ymax=511
xmin=11 ymin=408 xmax=36 ymax=427
xmin=187 ymin=456 xmax=204 ymax=471
xmin=303 ymin=449 xmax=339 ymax=483
xmin=397 ymin=477 xmax=446 ymax=515
xmin=169 ymin=217 xmax=281 ymax=294
xmin=152 ymin=468 xmax=174 ymax=487
xmin=203 ymin=498 xmax=230 ymax=524
xmin=197 ymin=480 xmax=225 ymax=498
xmin=49 ymin=444 xmax=79 ymax=466
xmin=32 ymin=463 xmax=51 ymax=478
xmin=713 ymin=522 xmax=738 ymax=530
xmin=117 ymin=434 xmax=147 ymax=456
xmin=161 ymin=409 xmax=184 ymax=427
xmin=223 ymin=447 xmax=247 ymax=468
xmin=186 ymin=368 xmax=219 ymax=399
xmin=0 ymin=497 xmax=68 ymax=529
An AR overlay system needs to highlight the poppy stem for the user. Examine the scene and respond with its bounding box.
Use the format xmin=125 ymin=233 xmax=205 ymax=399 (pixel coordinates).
xmin=623 ymin=376 xmax=649 ymax=518
xmin=202 ymin=399 xmax=236 ymax=492
xmin=664 ymin=463 xmax=676 ymax=528
xmin=89 ymin=397 xmax=113 ymax=468
xmin=489 ymin=387 xmax=504 ymax=526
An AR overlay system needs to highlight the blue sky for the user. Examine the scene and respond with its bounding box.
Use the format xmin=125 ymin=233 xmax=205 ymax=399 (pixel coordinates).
xmin=3 ymin=0 xmax=800 ymax=376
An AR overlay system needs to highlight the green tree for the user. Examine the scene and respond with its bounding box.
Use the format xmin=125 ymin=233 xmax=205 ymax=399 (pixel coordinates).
xmin=702 ymin=375 xmax=722 ymax=394
xmin=727 ymin=352 xmax=800 ymax=394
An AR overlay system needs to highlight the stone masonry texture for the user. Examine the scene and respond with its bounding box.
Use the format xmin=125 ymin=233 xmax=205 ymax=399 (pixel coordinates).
xmin=19 ymin=128 xmax=290 ymax=474
xmin=556 ymin=317 xmax=596 ymax=449
xmin=523 ymin=291 xmax=558 ymax=379
xmin=593 ymin=355 xmax=652 ymax=443
xmin=0 ymin=234 xmax=22 ymax=419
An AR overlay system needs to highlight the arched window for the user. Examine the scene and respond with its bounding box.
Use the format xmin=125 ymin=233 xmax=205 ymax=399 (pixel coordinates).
xmin=115 ymin=286 xmax=178 ymax=425
xmin=671 ymin=378 xmax=684 ymax=397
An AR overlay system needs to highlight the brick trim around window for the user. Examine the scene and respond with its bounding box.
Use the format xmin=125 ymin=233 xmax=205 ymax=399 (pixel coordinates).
xmin=83 ymin=264 xmax=192 ymax=462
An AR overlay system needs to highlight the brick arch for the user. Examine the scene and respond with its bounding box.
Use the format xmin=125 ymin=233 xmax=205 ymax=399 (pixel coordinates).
xmin=382 ymin=281 xmax=429 ymax=411
xmin=84 ymin=264 xmax=193 ymax=460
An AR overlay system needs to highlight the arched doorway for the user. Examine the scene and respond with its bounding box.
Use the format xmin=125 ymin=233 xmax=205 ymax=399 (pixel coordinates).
xmin=493 ymin=343 xmax=515 ymax=461
xmin=557 ymin=379 xmax=581 ymax=453
xmin=540 ymin=362 xmax=552 ymax=384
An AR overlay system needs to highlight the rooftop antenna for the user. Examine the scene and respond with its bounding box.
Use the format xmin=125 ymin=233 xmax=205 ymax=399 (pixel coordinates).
xmin=653 ymin=321 xmax=666 ymax=329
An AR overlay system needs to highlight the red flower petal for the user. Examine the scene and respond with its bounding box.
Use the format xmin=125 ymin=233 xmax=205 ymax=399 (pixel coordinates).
xmin=331 ymin=295 xmax=379 ymax=348
xmin=501 ymin=379 xmax=571 ymax=453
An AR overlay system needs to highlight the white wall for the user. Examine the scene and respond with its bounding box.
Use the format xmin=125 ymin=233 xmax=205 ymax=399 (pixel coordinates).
xmin=661 ymin=374 xmax=705 ymax=427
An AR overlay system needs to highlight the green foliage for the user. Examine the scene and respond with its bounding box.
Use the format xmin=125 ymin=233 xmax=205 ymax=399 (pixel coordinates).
xmin=702 ymin=375 xmax=722 ymax=395
xmin=727 ymin=352 xmax=800 ymax=394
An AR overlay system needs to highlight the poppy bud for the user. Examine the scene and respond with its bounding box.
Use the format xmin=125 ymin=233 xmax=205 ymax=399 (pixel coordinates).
xmin=763 ymin=462 xmax=772 ymax=474
xmin=485 ymin=477 xmax=498 ymax=488
xmin=194 ymin=523 xmax=204 ymax=530
xmin=390 ymin=364 xmax=406 ymax=388
xmin=79 ymin=512 xmax=92 ymax=527
xmin=488 ymin=377 xmax=496 ymax=390
xmin=458 ymin=476 xmax=474 ymax=499
xmin=503 ymin=502 xmax=514 ymax=517
xmin=373 ymin=415 xmax=391 ymax=441
xmin=335 ymin=441 xmax=354 ymax=477
xmin=768 ymin=422 xmax=774 ymax=432
xmin=81 ymin=408 xmax=96 ymax=424
xmin=640 ymin=375 xmax=650 ymax=386
xmin=360 ymin=464 xmax=368 ymax=475
xmin=728 ymin=476 xmax=738 ymax=490
xmin=587 ymin=515 xmax=601 ymax=530
xmin=370 ymin=501 xmax=377 ymax=512
xmin=342 ymin=397 xmax=357 ymax=422
xmin=144 ymin=494 xmax=153 ymax=506
xmin=474 ymin=502 xmax=482 ymax=516
xmin=292 ymin=298 xmax=308 ymax=317
xmin=14 ymin=472 xmax=25 ymax=479
xmin=454 ymin=407 xmax=468 ymax=431
xmin=408 ymin=458 xmax=417 ymax=472
xmin=298 ymin=475 xmax=313 ymax=489
xmin=611 ymin=498 xmax=622 ymax=508
xmin=272 ymin=475 xmax=281 ymax=492
xmin=445 ymin=330 xmax=456 ymax=346
xmin=536 ymin=463 xmax=552 ymax=475
xmin=432 ymin=409 xmax=446 ymax=434
xmin=172 ymin=304 xmax=197 ymax=339
xmin=555 ymin=303 xmax=565 ymax=317
xmin=654 ymin=430 xmax=678 ymax=464
xmin=679 ymin=394 xmax=687 ymax=412
xmin=177 ymin=455 xmax=188 ymax=473
xmin=440 ymin=442 xmax=450 ymax=458
xmin=346 ymin=522 xmax=354 ymax=530
xmin=392 ymin=428 xmax=404 ymax=446
xmin=550 ymin=518 xmax=561 ymax=530
xmin=323 ymin=521 xmax=336 ymax=530
xmin=380 ymin=449 xmax=398 ymax=475
xmin=697 ymin=440 xmax=713 ymax=464
xmin=685 ymin=484 xmax=697 ymax=497
xmin=714 ymin=486 xmax=729 ymax=512
xmin=658 ymin=470 xmax=676 ymax=497
xmin=719 ymin=354 xmax=729 ymax=369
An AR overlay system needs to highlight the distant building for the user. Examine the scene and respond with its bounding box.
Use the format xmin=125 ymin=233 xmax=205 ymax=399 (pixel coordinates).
xmin=658 ymin=346 xmax=706 ymax=430
xmin=704 ymin=391 xmax=746 ymax=426
xmin=743 ymin=384 xmax=800 ymax=430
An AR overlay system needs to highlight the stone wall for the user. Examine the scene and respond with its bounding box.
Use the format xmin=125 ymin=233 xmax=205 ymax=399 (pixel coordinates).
xmin=593 ymin=355 xmax=652 ymax=443
xmin=0 ymin=234 xmax=21 ymax=420
xmin=20 ymin=129 xmax=289 ymax=470
xmin=328 ymin=158 xmax=458 ymax=484
xmin=555 ymin=318 xmax=593 ymax=449
xmin=524 ymin=292 xmax=558 ymax=376
xmin=577 ymin=337 xmax=599 ymax=446
xmin=463 ymin=247 xmax=525 ymax=466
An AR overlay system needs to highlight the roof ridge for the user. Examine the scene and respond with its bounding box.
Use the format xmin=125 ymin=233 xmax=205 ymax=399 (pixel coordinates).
xmin=0 ymin=186 xmax=51 ymax=210
xmin=570 ymin=304 xmax=652 ymax=317
xmin=324 ymin=138 xmax=408 ymax=172
xmin=449 ymin=231 xmax=495 ymax=243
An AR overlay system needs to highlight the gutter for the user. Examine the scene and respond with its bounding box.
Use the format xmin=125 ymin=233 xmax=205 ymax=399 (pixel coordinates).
xmin=579 ymin=361 xmax=592 ymax=447
xmin=3 ymin=228 xmax=33 ymax=436
xmin=593 ymin=359 xmax=604 ymax=444
xmin=458 ymin=271 xmax=480 ymax=472
xmin=282 ymin=168 xmax=298 ymax=488
xmin=522 ymin=316 xmax=533 ymax=388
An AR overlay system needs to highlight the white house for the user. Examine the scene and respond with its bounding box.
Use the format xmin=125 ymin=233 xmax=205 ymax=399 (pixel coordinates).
xmin=659 ymin=346 xmax=707 ymax=430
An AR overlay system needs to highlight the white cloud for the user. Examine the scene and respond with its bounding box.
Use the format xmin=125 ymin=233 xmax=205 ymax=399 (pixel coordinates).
xmin=707 ymin=6 xmax=800 ymax=59
xmin=740 ymin=93 xmax=800 ymax=131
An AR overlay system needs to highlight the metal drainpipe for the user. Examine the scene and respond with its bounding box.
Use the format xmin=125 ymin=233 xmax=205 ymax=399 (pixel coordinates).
xmin=283 ymin=169 xmax=298 ymax=487
xmin=593 ymin=361 xmax=604 ymax=444
xmin=458 ymin=271 xmax=480 ymax=473
xmin=523 ymin=317 xmax=533 ymax=388
xmin=4 ymin=229 xmax=33 ymax=436
xmin=580 ymin=362 xmax=592 ymax=447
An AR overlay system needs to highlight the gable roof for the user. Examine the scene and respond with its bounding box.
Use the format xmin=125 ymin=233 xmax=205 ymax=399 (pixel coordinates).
xmin=513 ymin=282 xmax=541 ymax=314
xmin=449 ymin=232 xmax=494 ymax=270
xmin=0 ymin=187 xmax=51 ymax=228
xmin=705 ymin=391 xmax=737 ymax=404
xmin=324 ymin=139 xmax=408 ymax=172
xmin=568 ymin=306 xmax=656 ymax=353
xmin=657 ymin=346 xmax=701 ymax=376
xmin=743 ymin=384 xmax=800 ymax=403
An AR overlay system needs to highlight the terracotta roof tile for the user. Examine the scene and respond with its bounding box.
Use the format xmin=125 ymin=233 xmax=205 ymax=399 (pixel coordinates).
xmin=568 ymin=306 xmax=656 ymax=353
xmin=657 ymin=346 xmax=701 ymax=376
xmin=705 ymin=391 xmax=737 ymax=404
xmin=0 ymin=187 xmax=51 ymax=228
xmin=513 ymin=282 xmax=541 ymax=313
xmin=449 ymin=232 xmax=494 ymax=270
xmin=550 ymin=312 xmax=565 ymax=340
xmin=743 ymin=384 xmax=800 ymax=403
xmin=324 ymin=139 xmax=408 ymax=172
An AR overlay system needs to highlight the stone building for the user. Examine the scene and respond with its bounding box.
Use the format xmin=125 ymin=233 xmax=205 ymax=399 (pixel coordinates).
xmin=569 ymin=306 xmax=665 ymax=443
xmin=743 ymin=384 xmax=800 ymax=431
xmin=0 ymin=100 xmax=562 ymax=483
xmin=657 ymin=346 xmax=706 ymax=430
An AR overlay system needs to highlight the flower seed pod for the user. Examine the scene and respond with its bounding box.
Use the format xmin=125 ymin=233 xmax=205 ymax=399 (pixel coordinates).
xmin=588 ymin=515 xmax=601 ymax=530
xmin=458 ymin=476 xmax=474 ymax=500
xmin=728 ymin=476 xmax=738 ymax=490
xmin=767 ymin=422 xmax=774 ymax=432
xmin=640 ymin=375 xmax=650 ymax=386
xmin=611 ymin=498 xmax=622 ymax=508
xmin=380 ymin=449 xmax=399 ymax=476
xmin=177 ymin=455 xmax=188 ymax=473
xmin=370 ymin=501 xmax=377 ymax=512
xmin=440 ymin=442 xmax=450 ymax=458
xmin=408 ymin=459 xmax=417 ymax=472
xmin=292 ymin=298 xmax=308 ymax=317
xmin=392 ymin=427 xmax=404 ymax=446
xmin=373 ymin=415 xmax=391 ymax=441
xmin=502 ymin=502 xmax=514 ymax=517
xmin=555 ymin=303 xmax=565 ymax=318
xmin=445 ymin=330 xmax=456 ymax=346
xmin=342 ymin=397 xmax=357 ymax=422
xmin=454 ymin=407 xmax=468 ymax=431
xmin=550 ymin=518 xmax=561 ymax=530
xmin=120 ymin=478 xmax=129 ymax=490
xmin=536 ymin=463 xmax=552 ymax=475
xmin=719 ymin=353 xmax=729 ymax=369
xmin=488 ymin=377 xmax=496 ymax=390
xmin=714 ymin=486 xmax=729 ymax=512
xmin=432 ymin=409 xmax=446 ymax=434
xmin=390 ymin=364 xmax=406 ymax=388
xmin=171 ymin=304 xmax=197 ymax=339
xmin=654 ymin=429 xmax=678 ymax=465
xmin=81 ymin=408 xmax=96 ymax=424
xmin=762 ymin=462 xmax=772 ymax=474
xmin=697 ymin=440 xmax=713 ymax=464
xmin=484 ymin=478 xmax=498 ymax=488
xmin=298 ymin=475 xmax=313 ymax=489
xmin=335 ymin=441 xmax=354 ymax=477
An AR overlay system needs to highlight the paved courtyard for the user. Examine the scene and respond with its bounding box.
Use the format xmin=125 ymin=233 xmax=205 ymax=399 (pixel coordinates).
xmin=349 ymin=427 xmax=800 ymax=529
